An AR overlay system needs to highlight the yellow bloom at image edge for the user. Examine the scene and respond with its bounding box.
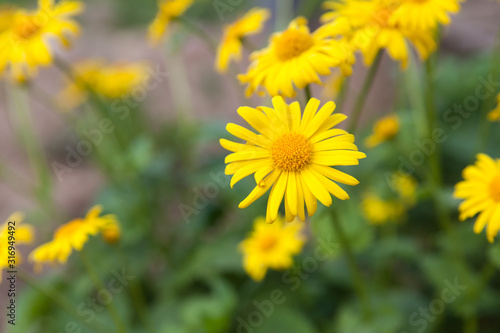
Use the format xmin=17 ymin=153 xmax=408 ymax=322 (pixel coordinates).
xmin=454 ymin=154 xmax=500 ymax=242
xmin=0 ymin=0 xmax=84 ymax=82
xmin=221 ymin=96 xmax=365 ymax=223
xmin=29 ymin=205 xmax=120 ymax=271
xmin=0 ymin=212 xmax=34 ymax=279
xmin=240 ymin=216 xmax=305 ymax=281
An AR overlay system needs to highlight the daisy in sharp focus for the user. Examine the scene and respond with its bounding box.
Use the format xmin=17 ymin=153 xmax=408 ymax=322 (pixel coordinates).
xmin=216 ymin=7 xmax=270 ymax=73
xmin=238 ymin=17 xmax=355 ymax=98
xmin=240 ymin=216 xmax=305 ymax=281
xmin=148 ymin=0 xmax=194 ymax=44
xmin=0 ymin=0 xmax=84 ymax=82
xmin=29 ymin=205 xmax=120 ymax=270
xmin=0 ymin=212 xmax=34 ymax=279
xmin=221 ymin=96 xmax=366 ymax=223
xmin=454 ymin=154 xmax=500 ymax=242
xmin=322 ymin=0 xmax=436 ymax=68
xmin=364 ymin=114 xmax=399 ymax=148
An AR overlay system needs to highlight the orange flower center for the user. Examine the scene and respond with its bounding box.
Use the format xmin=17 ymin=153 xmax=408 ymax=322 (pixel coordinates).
xmin=271 ymin=133 xmax=312 ymax=172
xmin=489 ymin=176 xmax=500 ymax=202
xmin=259 ymin=235 xmax=278 ymax=251
xmin=375 ymin=117 xmax=398 ymax=139
xmin=13 ymin=16 xmax=41 ymax=40
xmin=274 ymin=29 xmax=314 ymax=61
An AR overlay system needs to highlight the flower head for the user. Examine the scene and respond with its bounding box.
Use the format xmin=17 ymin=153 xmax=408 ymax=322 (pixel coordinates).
xmin=454 ymin=154 xmax=500 ymax=242
xmin=390 ymin=0 xmax=461 ymax=30
xmin=322 ymin=0 xmax=436 ymax=68
xmin=0 ymin=212 xmax=34 ymax=279
xmin=57 ymin=59 xmax=149 ymax=110
xmin=148 ymin=0 xmax=193 ymax=44
xmin=221 ymin=96 xmax=365 ymax=223
xmin=0 ymin=0 xmax=84 ymax=82
xmin=487 ymin=93 xmax=500 ymax=122
xmin=365 ymin=114 xmax=399 ymax=148
xmin=391 ymin=172 xmax=418 ymax=206
xmin=216 ymin=7 xmax=270 ymax=73
xmin=29 ymin=205 xmax=120 ymax=270
xmin=238 ymin=17 xmax=355 ymax=98
xmin=239 ymin=216 xmax=305 ymax=281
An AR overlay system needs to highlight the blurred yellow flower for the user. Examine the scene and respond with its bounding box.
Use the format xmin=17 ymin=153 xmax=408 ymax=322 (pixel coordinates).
xmin=57 ymin=59 xmax=149 ymax=110
xmin=239 ymin=216 xmax=305 ymax=281
xmin=390 ymin=0 xmax=461 ymax=30
xmin=322 ymin=0 xmax=436 ymax=68
xmin=29 ymin=205 xmax=120 ymax=270
xmin=215 ymin=7 xmax=270 ymax=73
xmin=454 ymin=154 xmax=500 ymax=242
xmin=321 ymin=71 xmax=345 ymax=101
xmin=221 ymin=96 xmax=365 ymax=223
xmin=0 ymin=0 xmax=84 ymax=82
xmin=148 ymin=0 xmax=193 ymax=44
xmin=102 ymin=221 xmax=121 ymax=244
xmin=365 ymin=114 xmax=399 ymax=148
xmin=362 ymin=193 xmax=404 ymax=225
xmin=487 ymin=93 xmax=500 ymax=122
xmin=0 ymin=212 xmax=34 ymax=279
xmin=238 ymin=17 xmax=355 ymax=98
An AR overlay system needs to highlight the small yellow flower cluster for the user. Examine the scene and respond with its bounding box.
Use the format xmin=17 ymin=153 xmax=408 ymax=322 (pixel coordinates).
xmin=28 ymin=205 xmax=120 ymax=272
xmin=57 ymin=60 xmax=150 ymax=110
xmin=362 ymin=173 xmax=418 ymax=225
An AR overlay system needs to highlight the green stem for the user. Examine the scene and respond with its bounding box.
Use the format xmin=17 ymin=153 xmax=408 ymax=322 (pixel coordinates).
xmin=18 ymin=270 xmax=111 ymax=333
xmin=347 ymin=51 xmax=383 ymax=133
xmin=80 ymin=250 xmax=127 ymax=333
xmin=335 ymin=76 xmax=349 ymax=113
xmin=330 ymin=210 xmax=372 ymax=320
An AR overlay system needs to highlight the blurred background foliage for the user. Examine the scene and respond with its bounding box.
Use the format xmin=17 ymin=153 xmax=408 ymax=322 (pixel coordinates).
xmin=1 ymin=0 xmax=500 ymax=332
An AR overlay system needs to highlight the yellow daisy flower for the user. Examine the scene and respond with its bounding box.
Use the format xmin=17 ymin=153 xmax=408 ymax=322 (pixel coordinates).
xmin=148 ymin=0 xmax=194 ymax=44
xmin=390 ymin=0 xmax=461 ymax=30
xmin=57 ymin=59 xmax=149 ymax=110
xmin=0 ymin=212 xmax=34 ymax=279
xmin=239 ymin=216 xmax=305 ymax=281
xmin=391 ymin=172 xmax=418 ymax=206
xmin=215 ymin=7 xmax=270 ymax=73
xmin=487 ymin=93 xmax=500 ymax=122
xmin=322 ymin=0 xmax=436 ymax=68
xmin=0 ymin=0 xmax=84 ymax=82
xmin=29 ymin=205 xmax=120 ymax=270
xmin=364 ymin=114 xmax=399 ymax=148
xmin=221 ymin=96 xmax=366 ymax=223
xmin=454 ymin=154 xmax=500 ymax=242
xmin=238 ymin=17 xmax=355 ymax=98
xmin=362 ymin=193 xmax=404 ymax=225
